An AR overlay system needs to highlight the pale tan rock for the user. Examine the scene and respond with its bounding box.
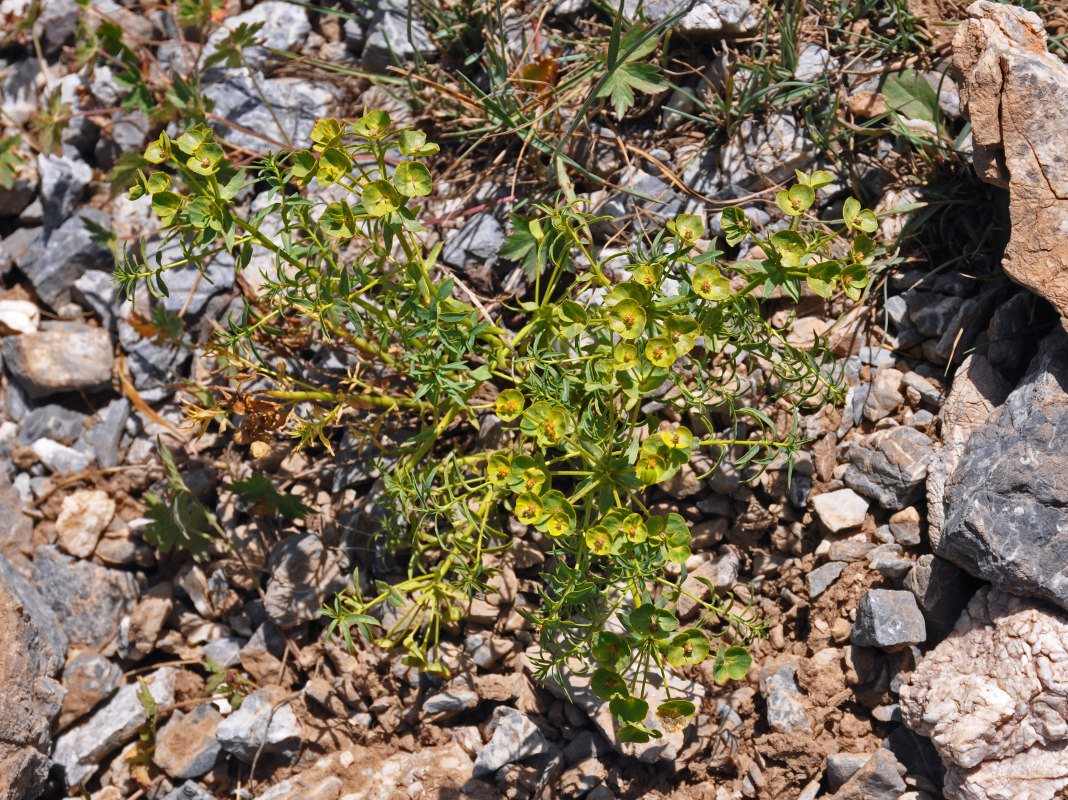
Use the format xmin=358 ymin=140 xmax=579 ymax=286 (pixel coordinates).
xmin=0 ymin=299 xmax=40 ymax=335
xmin=925 ymin=354 xmax=1008 ymax=546
xmin=55 ymin=490 xmax=115 ymax=559
xmin=953 ymin=1 xmax=1068 ymax=330
xmin=902 ymin=587 xmax=1068 ymax=800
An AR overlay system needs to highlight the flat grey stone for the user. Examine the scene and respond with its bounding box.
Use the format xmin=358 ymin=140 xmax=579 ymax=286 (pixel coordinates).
xmin=807 ymin=561 xmax=846 ymax=599
xmin=153 ymin=703 xmax=223 ymax=779
xmin=758 ymin=662 xmax=810 ymax=734
xmin=852 ymin=589 xmax=927 ymax=650
xmin=845 ymin=426 xmax=934 ymax=510
xmin=215 ymin=688 xmax=301 ymax=763
xmin=472 ymin=706 xmax=553 ymax=778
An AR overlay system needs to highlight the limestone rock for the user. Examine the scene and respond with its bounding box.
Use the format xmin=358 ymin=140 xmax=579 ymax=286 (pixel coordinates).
xmin=153 ymin=703 xmax=222 ymax=779
xmin=953 ymin=1 xmax=1068 ymax=332
xmin=937 ymin=334 xmax=1068 ymax=609
xmin=851 ymin=589 xmax=927 ymax=650
xmin=812 ymin=488 xmax=868 ymax=533
xmin=215 ymin=687 xmax=301 ymax=763
xmin=52 ymin=667 xmax=176 ymax=789
xmin=0 ymin=554 xmax=67 ymax=800
xmin=844 ymin=425 xmax=934 ymax=510
xmin=59 ymin=652 xmax=121 ymax=730
xmin=0 ymin=322 xmax=113 ymax=398
xmin=55 ymin=490 xmax=115 ymax=558
xmin=902 ymin=587 xmax=1068 ymax=800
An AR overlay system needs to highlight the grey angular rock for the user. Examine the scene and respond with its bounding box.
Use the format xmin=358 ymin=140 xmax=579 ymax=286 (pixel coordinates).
xmin=81 ymin=398 xmax=130 ymax=469
xmin=160 ymin=780 xmax=217 ymax=800
xmin=18 ymin=403 xmax=87 ymax=446
xmin=202 ymin=1 xmax=310 ymax=71
xmin=31 ymin=545 xmax=139 ymax=651
xmin=423 ymin=677 xmax=479 ymax=719
xmin=845 ymin=426 xmax=934 ymax=510
xmin=18 ymin=209 xmax=113 ymax=309
xmin=851 ymin=589 xmax=926 ymax=650
xmin=902 ymin=587 xmax=1068 ymax=800
xmin=860 ymin=368 xmax=905 ymax=422
xmin=215 ymin=687 xmax=301 ymax=763
xmin=623 ymin=0 xmax=759 ymax=36
xmin=829 ymin=749 xmax=906 ymax=800
xmin=795 ymin=43 xmax=837 ymax=82
xmin=201 ymin=636 xmax=245 ymax=668
xmin=257 ymin=774 xmax=341 ymax=800
xmin=1 ymin=322 xmax=113 ymax=398
xmin=440 ymin=210 xmax=507 ymax=290
xmin=807 ymin=561 xmax=846 ymax=599
xmin=263 ymin=534 xmax=345 ymax=628
xmin=31 ymin=438 xmax=93 ymax=474
xmin=473 ymin=706 xmax=553 ymax=778
xmin=908 ymin=293 xmax=964 ymax=338
xmin=59 ymin=651 xmax=121 ymax=730
xmin=593 ymin=170 xmax=683 ymax=237
xmin=904 ymin=554 xmax=973 ymax=640
xmin=719 ymin=112 xmax=816 ymax=188
xmin=758 ymin=662 xmax=810 ymax=734
xmin=204 ymin=74 xmax=334 ymax=153
xmin=37 ymin=153 xmax=91 ymax=233
xmin=927 ymin=353 xmax=1009 ymax=543
xmin=72 ymin=269 xmax=120 ymax=332
xmin=936 ymin=333 xmax=1068 ymax=610
xmin=888 ymin=506 xmax=922 ymax=546
xmin=52 ymin=667 xmax=176 ymax=789
xmin=153 ymin=703 xmax=222 ymax=779
xmin=0 ymin=553 xmax=67 ymax=800
xmin=362 ymin=0 xmax=436 ymax=71
xmin=826 ymin=753 xmax=875 ymax=792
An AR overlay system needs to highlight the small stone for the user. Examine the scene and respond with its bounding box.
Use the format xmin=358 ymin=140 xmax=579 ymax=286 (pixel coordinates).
xmin=827 ymin=753 xmax=875 ymax=792
xmin=153 ymin=703 xmax=222 ymax=779
xmin=807 ymin=562 xmax=846 ymax=599
xmin=55 ymin=489 xmax=115 ymax=558
xmin=159 ymin=781 xmax=217 ymax=800
xmin=464 ymin=633 xmax=512 ymax=669
xmin=1 ymin=322 xmax=113 ymax=398
xmin=258 ymin=775 xmax=342 ymax=800
xmin=860 ymin=368 xmax=905 ymax=422
xmin=902 ymin=372 xmax=941 ymax=405
xmin=32 ymin=545 xmax=139 ymax=651
xmin=872 ymin=703 xmax=901 ymax=722
xmin=758 ymin=662 xmax=810 ymax=734
xmin=17 ymin=403 xmax=87 ymax=446
xmin=888 ymin=507 xmax=922 ymax=546
xmin=852 ymin=589 xmax=927 ymax=650
xmin=676 ymin=551 xmax=741 ymax=618
xmin=845 ymin=426 xmax=934 ymax=510
xmin=423 ymin=681 xmax=479 ymax=719
xmin=263 ymin=534 xmax=345 ymax=629
xmin=201 ymin=637 xmax=245 ymax=668
xmin=473 ymin=706 xmax=553 ymax=778
xmin=18 ymin=210 xmax=113 ymax=310
xmin=903 ymin=554 xmax=972 ymax=640
xmin=38 ymin=153 xmax=91 ymax=233
xmin=0 ymin=299 xmax=40 ymax=334
xmin=31 ymin=438 xmax=93 ymax=473
xmin=59 ymin=651 xmax=122 ymax=730
xmin=830 ymin=749 xmax=906 ymax=800
xmin=52 ymin=667 xmax=177 ymax=789
xmin=812 ymin=489 xmax=869 ymax=533
xmin=118 ymin=584 xmax=173 ymax=661
xmin=827 ymin=540 xmax=876 ymax=562
xmin=215 ymin=687 xmax=301 ymax=763
xmin=81 ymin=399 xmax=129 ymax=469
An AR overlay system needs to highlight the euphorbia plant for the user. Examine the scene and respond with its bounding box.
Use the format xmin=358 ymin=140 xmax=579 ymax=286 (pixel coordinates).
xmin=121 ymin=112 xmax=874 ymax=741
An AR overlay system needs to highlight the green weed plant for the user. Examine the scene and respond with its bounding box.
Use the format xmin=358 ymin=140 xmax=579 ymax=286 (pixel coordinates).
xmin=121 ymin=113 xmax=874 ymax=741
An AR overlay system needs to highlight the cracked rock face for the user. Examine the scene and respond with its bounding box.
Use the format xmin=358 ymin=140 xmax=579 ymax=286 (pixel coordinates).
xmin=901 ymin=587 xmax=1068 ymax=800
xmin=953 ymin=0 xmax=1068 ymax=331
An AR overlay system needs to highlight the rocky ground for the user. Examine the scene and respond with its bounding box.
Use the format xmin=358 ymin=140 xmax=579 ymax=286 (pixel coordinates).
xmin=2 ymin=0 xmax=1068 ymax=799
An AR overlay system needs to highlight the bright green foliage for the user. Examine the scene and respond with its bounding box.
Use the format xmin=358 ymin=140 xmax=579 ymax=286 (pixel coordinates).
xmin=225 ymin=474 xmax=311 ymax=520
xmin=0 ymin=136 xmax=27 ymax=190
xmin=125 ymin=115 xmax=872 ymax=740
xmin=595 ymin=24 xmax=669 ymax=120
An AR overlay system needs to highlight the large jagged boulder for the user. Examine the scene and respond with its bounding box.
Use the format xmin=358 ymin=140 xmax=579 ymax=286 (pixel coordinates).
xmin=0 ymin=555 xmax=67 ymax=800
xmin=933 ymin=333 xmax=1068 ymax=609
xmin=953 ymin=0 xmax=1068 ymax=331
xmin=902 ymin=587 xmax=1068 ymax=800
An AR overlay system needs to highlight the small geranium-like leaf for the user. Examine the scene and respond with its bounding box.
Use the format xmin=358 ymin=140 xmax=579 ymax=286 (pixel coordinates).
xmin=608 ymin=299 xmax=647 ymax=340
xmin=691 ymin=264 xmax=730 ymax=301
xmin=514 ymin=491 xmax=545 ymax=526
xmin=320 ymin=201 xmax=357 ymax=239
xmin=645 ymin=336 xmax=677 ymax=368
xmin=720 ymin=207 xmax=751 ymax=246
xmin=361 ymin=179 xmax=402 ymax=217
xmin=144 ymin=132 xmax=171 ymax=164
xmin=776 ymin=184 xmax=815 ymax=217
xmin=591 ymin=667 xmax=629 ymax=701
xmin=666 ymin=213 xmax=704 ymax=241
xmin=592 ymin=631 xmax=631 ymax=671
xmin=187 ymin=196 xmax=222 ymax=231
xmin=393 ymin=161 xmax=432 ymax=197
xmin=585 ymin=525 xmax=614 ymax=556
xmin=487 ymin=452 xmax=512 ymax=487
xmin=610 ymin=696 xmax=649 ymax=724
xmin=495 ymin=388 xmax=525 ymax=421
xmin=712 ymin=644 xmax=752 ymax=683
xmin=621 ymin=512 xmax=648 ymax=543
xmin=353 ymin=109 xmax=391 ymax=138
xmin=186 ymin=141 xmax=223 ymax=176
xmin=613 ymin=343 xmax=640 ymax=371
xmin=289 ymin=149 xmax=318 ymax=184
xmin=662 ymin=425 xmax=693 ymax=449
xmin=631 ymin=263 xmax=661 ymax=290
